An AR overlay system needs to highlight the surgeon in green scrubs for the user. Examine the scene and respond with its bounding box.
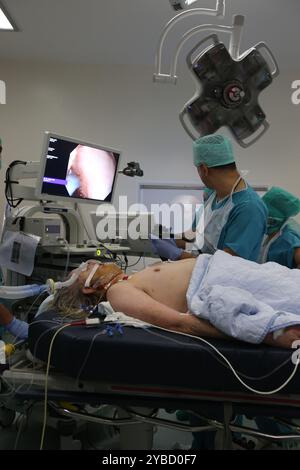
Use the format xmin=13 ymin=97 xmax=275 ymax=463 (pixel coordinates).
xmin=152 ymin=135 xmax=268 ymax=449
xmin=260 ymin=187 xmax=300 ymax=268
xmin=152 ymin=135 xmax=268 ymax=262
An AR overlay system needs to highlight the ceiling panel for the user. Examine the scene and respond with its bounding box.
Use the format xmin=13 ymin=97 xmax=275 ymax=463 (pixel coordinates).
xmin=0 ymin=0 xmax=298 ymax=70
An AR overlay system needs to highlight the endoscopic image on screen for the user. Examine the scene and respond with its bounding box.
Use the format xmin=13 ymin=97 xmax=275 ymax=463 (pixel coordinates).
xmin=40 ymin=137 xmax=119 ymax=203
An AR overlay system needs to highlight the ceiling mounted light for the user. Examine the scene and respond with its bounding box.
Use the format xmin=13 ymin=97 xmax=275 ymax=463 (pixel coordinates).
xmin=0 ymin=2 xmax=16 ymax=31
xmin=169 ymin=0 xmax=199 ymax=10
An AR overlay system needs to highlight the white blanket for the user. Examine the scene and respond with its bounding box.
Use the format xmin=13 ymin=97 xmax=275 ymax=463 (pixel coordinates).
xmin=187 ymin=251 xmax=300 ymax=343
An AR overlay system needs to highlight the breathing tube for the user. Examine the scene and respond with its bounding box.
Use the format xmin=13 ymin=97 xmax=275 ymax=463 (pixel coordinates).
xmin=50 ymin=262 xmax=88 ymax=292
xmin=0 ymin=260 xmax=101 ymax=300
xmin=0 ymin=284 xmax=48 ymax=300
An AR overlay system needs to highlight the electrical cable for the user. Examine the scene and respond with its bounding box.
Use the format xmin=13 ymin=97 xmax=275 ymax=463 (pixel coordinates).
xmin=58 ymin=238 xmax=71 ymax=279
xmin=3 ymin=314 xmax=80 ymax=399
xmin=126 ymin=256 xmax=143 ymax=270
xmin=13 ymin=404 xmax=34 ymax=450
xmin=5 ymin=161 xmax=27 ymax=208
xmin=40 ymin=323 xmax=71 ymax=450
xmin=70 ymin=313 xmax=296 ymax=392
xmin=5 ymin=314 xmax=298 ymax=449
xmin=140 ymin=324 xmax=300 ymax=395
xmin=5 ymin=292 xmax=47 ymax=355
xmin=14 ymin=414 xmax=25 ymax=450
xmin=141 ymin=326 xmax=293 ymax=382
xmin=75 ymin=330 xmax=106 ymax=384
xmin=5 ymin=301 xmax=298 ymax=396
xmin=86 ymin=239 xmax=123 ymax=265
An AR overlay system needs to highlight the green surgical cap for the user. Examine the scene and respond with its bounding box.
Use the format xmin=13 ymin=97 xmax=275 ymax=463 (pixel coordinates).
xmin=193 ymin=134 xmax=235 ymax=168
xmin=262 ymin=187 xmax=300 ymax=222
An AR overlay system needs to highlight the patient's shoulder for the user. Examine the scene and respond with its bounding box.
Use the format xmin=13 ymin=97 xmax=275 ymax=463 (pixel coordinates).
xmin=106 ymin=282 xmax=122 ymax=297
xmin=106 ymin=281 xmax=133 ymax=300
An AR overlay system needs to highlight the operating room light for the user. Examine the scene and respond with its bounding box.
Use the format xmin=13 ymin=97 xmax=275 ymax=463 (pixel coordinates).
xmin=169 ymin=0 xmax=199 ymax=10
xmin=0 ymin=7 xmax=14 ymax=30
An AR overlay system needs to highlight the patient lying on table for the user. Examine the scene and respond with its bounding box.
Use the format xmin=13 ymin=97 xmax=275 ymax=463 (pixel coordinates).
xmin=2 ymin=250 xmax=300 ymax=348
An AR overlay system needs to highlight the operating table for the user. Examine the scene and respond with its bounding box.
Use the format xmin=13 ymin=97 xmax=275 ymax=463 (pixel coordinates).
xmin=2 ymin=309 xmax=300 ymax=450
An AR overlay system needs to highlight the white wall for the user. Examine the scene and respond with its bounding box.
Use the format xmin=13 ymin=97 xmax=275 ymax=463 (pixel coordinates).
xmin=0 ymin=59 xmax=300 ymax=226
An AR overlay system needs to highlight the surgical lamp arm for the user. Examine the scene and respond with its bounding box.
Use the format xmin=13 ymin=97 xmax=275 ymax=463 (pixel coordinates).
xmin=154 ymin=0 xmax=226 ymax=82
xmin=229 ymin=15 xmax=245 ymax=60
xmin=171 ymin=23 xmax=234 ymax=80
xmin=161 ymin=15 xmax=245 ymax=82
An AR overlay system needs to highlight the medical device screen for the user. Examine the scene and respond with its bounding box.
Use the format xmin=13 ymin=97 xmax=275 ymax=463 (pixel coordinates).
xmin=37 ymin=134 xmax=120 ymax=204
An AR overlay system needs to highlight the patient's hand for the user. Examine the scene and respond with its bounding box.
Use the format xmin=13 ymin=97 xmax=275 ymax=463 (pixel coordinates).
xmin=265 ymin=326 xmax=300 ymax=349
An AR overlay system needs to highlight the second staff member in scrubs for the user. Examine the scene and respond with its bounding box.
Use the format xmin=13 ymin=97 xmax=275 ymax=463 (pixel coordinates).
xmin=152 ymin=134 xmax=267 ymax=262
xmin=260 ymin=187 xmax=300 ymax=268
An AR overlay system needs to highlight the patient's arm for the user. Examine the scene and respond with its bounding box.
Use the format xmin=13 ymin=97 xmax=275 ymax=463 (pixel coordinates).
xmin=107 ymin=283 xmax=226 ymax=338
xmin=264 ymin=326 xmax=300 ymax=349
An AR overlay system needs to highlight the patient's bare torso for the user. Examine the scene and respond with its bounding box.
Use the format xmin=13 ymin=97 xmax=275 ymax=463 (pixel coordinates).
xmin=126 ymin=258 xmax=196 ymax=313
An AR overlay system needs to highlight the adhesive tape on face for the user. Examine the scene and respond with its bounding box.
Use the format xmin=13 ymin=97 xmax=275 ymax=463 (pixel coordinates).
xmin=84 ymin=263 xmax=100 ymax=288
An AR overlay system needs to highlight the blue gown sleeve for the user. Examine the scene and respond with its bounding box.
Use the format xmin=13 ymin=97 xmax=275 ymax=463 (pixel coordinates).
xmin=219 ymin=202 xmax=267 ymax=261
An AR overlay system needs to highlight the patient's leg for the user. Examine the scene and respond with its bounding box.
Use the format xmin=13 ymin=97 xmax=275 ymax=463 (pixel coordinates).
xmin=264 ymin=326 xmax=300 ymax=349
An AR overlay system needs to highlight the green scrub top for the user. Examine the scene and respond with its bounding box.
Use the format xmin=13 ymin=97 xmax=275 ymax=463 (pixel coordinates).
xmin=215 ymin=187 xmax=267 ymax=261
xmin=194 ymin=187 xmax=267 ymax=261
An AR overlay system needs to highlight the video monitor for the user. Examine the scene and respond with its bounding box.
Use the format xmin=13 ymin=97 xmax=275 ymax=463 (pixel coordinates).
xmin=36 ymin=132 xmax=120 ymax=204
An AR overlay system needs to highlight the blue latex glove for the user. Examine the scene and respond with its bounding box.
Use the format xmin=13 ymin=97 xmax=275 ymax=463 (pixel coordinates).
xmin=151 ymin=238 xmax=183 ymax=261
xmin=6 ymin=317 xmax=29 ymax=340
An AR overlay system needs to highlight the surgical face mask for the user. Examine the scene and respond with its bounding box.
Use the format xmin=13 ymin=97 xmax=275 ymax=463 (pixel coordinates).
xmin=266 ymin=217 xmax=286 ymax=235
xmin=259 ymin=219 xmax=291 ymax=264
